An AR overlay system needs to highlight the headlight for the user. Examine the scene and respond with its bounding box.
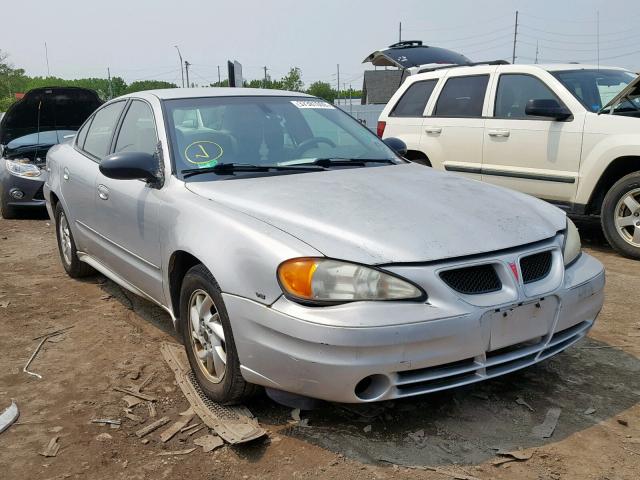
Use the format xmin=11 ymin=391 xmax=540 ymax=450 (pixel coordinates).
xmin=277 ymin=257 xmax=425 ymax=304
xmin=5 ymin=159 xmax=41 ymax=178
xmin=563 ymin=218 xmax=581 ymax=266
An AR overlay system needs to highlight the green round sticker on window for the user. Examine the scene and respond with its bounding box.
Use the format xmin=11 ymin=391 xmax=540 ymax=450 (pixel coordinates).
xmin=184 ymin=141 xmax=223 ymax=167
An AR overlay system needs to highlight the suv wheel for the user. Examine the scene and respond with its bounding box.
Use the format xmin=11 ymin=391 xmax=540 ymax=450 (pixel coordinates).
xmin=179 ymin=264 xmax=258 ymax=405
xmin=601 ymin=172 xmax=640 ymax=259
xmin=54 ymin=203 xmax=95 ymax=277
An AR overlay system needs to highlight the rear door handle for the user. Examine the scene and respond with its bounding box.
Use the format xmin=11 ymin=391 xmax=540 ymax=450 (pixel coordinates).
xmin=488 ymin=129 xmax=510 ymax=138
xmin=63 ymin=167 xmax=70 ymax=181
xmin=97 ymin=184 xmax=109 ymax=201
xmin=425 ymin=126 xmax=442 ymax=134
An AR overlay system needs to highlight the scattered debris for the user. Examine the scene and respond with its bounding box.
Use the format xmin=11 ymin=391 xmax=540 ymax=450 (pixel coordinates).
xmin=156 ymin=447 xmax=196 ymax=456
xmin=0 ymin=400 xmax=19 ymax=434
xmin=122 ymin=395 xmax=143 ymax=408
xmin=618 ymin=418 xmax=629 ymax=427
xmin=181 ymin=422 xmax=202 ymax=434
xmin=135 ymin=416 xmax=170 ymax=438
xmin=147 ymin=401 xmax=157 ymax=418
xmin=492 ymin=450 xmax=533 ymax=466
xmin=159 ymin=413 xmax=195 ymax=443
xmin=193 ymin=434 xmax=224 ymax=452
xmin=161 ymin=342 xmax=265 ymax=444
xmin=113 ymin=387 xmax=156 ymax=402
xmin=40 ymin=436 xmax=61 ymax=457
xmin=95 ymin=433 xmax=112 ymax=442
xmin=377 ymin=459 xmax=480 ymax=480
xmin=141 ymin=438 xmax=150 ymax=445
xmin=183 ymin=425 xmax=205 ymax=437
xmin=91 ymin=418 xmax=121 ymax=426
xmin=532 ymin=407 xmax=562 ymax=438
xmin=100 ymin=294 xmax=113 ymax=301
xmin=363 ymin=424 xmax=372 ymax=433
xmin=23 ymin=337 xmax=49 ymax=379
xmin=516 ymin=396 xmax=535 ymax=412
xmin=0 ymin=300 xmax=10 ymax=308
xmin=584 ymin=407 xmax=596 ymax=415
xmin=32 ymin=325 xmax=74 ymax=341
xmin=124 ymin=410 xmax=143 ymax=423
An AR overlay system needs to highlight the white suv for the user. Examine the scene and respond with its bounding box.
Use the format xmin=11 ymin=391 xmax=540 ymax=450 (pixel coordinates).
xmin=378 ymin=63 xmax=640 ymax=259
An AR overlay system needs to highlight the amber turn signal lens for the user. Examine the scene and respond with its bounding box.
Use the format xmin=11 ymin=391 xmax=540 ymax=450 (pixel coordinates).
xmin=277 ymin=258 xmax=319 ymax=299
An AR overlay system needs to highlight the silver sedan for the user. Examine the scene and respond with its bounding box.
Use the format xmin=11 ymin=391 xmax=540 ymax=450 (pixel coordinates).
xmin=44 ymin=88 xmax=604 ymax=404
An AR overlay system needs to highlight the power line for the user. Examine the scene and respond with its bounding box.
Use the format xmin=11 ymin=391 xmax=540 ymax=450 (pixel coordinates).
xmin=519 ymin=23 xmax=639 ymax=38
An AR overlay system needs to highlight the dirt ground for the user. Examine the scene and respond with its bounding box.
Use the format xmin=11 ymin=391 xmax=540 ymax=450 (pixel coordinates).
xmin=0 ymin=214 xmax=639 ymax=480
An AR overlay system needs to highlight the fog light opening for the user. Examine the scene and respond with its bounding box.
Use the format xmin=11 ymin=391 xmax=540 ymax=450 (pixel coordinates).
xmin=354 ymin=374 xmax=391 ymax=401
xmin=10 ymin=189 xmax=25 ymax=200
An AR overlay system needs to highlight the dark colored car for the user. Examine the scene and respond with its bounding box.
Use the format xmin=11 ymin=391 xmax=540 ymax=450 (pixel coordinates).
xmin=0 ymin=87 xmax=102 ymax=218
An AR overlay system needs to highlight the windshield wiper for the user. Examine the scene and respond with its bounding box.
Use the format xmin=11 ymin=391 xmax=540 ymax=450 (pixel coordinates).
xmin=182 ymin=163 xmax=325 ymax=178
xmin=300 ymin=157 xmax=397 ymax=168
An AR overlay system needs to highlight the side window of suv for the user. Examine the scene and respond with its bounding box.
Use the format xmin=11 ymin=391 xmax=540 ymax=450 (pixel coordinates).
xmin=434 ymin=75 xmax=489 ymax=117
xmin=495 ymin=74 xmax=562 ymax=119
xmin=114 ymin=100 xmax=158 ymax=155
xmin=83 ymin=101 xmax=126 ymax=159
xmin=391 ymin=80 xmax=438 ymax=117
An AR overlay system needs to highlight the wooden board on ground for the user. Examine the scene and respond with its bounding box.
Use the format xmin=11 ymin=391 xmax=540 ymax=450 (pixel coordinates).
xmin=160 ymin=342 xmax=265 ymax=444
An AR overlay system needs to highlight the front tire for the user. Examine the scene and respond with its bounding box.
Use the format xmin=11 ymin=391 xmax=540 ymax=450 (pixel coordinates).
xmin=179 ymin=264 xmax=257 ymax=404
xmin=601 ymin=172 xmax=640 ymax=259
xmin=0 ymin=197 xmax=18 ymax=219
xmin=54 ymin=203 xmax=94 ymax=277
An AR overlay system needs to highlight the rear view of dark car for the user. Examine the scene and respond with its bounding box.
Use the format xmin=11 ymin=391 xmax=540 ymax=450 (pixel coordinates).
xmin=0 ymin=87 xmax=102 ymax=218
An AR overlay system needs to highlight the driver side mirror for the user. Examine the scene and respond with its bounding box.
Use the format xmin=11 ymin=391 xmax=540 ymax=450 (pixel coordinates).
xmin=525 ymin=99 xmax=572 ymax=121
xmin=99 ymin=151 xmax=160 ymax=184
xmin=383 ymin=137 xmax=408 ymax=157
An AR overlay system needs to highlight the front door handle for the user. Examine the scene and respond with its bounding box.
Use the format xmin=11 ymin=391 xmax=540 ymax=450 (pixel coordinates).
xmin=488 ymin=129 xmax=510 ymax=138
xmin=97 ymin=184 xmax=109 ymax=201
xmin=63 ymin=167 xmax=70 ymax=181
xmin=425 ymin=126 xmax=442 ymax=134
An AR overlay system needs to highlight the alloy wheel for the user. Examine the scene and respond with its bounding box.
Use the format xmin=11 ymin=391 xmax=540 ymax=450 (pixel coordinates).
xmin=614 ymin=187 xmax=640 ymax=247
xmin=188 ymin=289 xmax=227 ymax=383
xmin=58 ymin=212 xmax=73 ymax=266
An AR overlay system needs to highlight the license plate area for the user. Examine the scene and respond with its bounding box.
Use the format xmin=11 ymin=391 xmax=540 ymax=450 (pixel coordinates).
xmin=485 ymin=296 xmax=558 ymax=351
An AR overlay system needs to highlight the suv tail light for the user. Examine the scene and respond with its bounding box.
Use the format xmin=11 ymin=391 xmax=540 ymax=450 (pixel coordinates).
xmin=376 ymin=121 xmax=386 ymax=138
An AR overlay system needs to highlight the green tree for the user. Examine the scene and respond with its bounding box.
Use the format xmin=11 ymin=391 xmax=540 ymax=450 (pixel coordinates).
xmin=124 ymin=80 xmax=178 ymax=94
xmin=307 ymin=81 xmax=335 ymax=102
xmin=281 ymin=67 xmax=303 ymax=92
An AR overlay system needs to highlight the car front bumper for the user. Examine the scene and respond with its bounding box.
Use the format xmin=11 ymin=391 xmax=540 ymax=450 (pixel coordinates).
xmin=226 ymin=249 xmax=604 ymax=404
xmin=0 ymin=166 xmax=47 ymax=209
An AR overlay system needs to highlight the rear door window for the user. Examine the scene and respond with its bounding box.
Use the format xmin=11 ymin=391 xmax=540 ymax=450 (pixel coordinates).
xmin=494 ymin=74 xmax=562 ymax=119
xmin=83 ymin=101 xmax=126 ymax=159
xmin=434 ymin=75 xmax=489 ymax=117
xmin=391 ymin=80 xmax=438 ymax=117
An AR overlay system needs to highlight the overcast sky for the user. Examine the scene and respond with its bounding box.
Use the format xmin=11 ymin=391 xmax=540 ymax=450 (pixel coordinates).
xmin=3 ymin=0 xmax=640 ymax=88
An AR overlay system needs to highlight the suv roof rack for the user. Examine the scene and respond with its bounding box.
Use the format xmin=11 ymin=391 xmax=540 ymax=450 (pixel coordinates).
xmin=416 ymin=59 xmax=510 ymax=74
xmin=388 ymin=40 xmax=423 ymax=48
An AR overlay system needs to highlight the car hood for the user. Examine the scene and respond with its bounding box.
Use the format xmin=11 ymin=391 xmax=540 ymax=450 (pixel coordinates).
xmin=185 ymin=163 xmax=566 ymax=265
xmin=600 ymin=73 xmax=640 ymax=113
xmin=0 ymin=87 xmax=102 ymax=146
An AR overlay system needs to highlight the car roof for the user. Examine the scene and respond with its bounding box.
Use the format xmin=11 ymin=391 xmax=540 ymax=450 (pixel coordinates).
xmin=126 ymin=87 xmax=315 ymax=101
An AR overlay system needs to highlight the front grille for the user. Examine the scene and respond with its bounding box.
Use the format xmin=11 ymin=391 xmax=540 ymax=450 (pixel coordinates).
xmin=440 ymin=264 xmax=502 ymax=294
xmin=520 ymin=251 xmax=552 ymax=284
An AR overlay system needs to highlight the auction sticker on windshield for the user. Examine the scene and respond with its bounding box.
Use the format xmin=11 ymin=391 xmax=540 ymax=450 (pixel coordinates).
xmin=290 ymin=100 xmax=334 ymax=109
xmin=184 ymin=141 xmax=223 ymax=167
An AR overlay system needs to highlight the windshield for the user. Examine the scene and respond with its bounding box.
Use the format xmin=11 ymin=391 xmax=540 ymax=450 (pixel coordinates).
xmin=552 ymin=69 xmax=637 ymax=113
xmin=163 ymin=96 xmax=397 ymax=177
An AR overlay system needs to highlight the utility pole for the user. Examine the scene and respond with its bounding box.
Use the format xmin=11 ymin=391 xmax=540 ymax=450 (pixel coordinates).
xmin=263 ymin=66 xmax=269 ymax=88
xmin=336 ymin=64 xmax=340 ymax=103
xmin=107 ymin=67 xmax=113 ymax=99
xmin=596 ymin=10 xmax=600 ymax=69
xmin=44 ymin=41 xmax=50 ymax=76
xmin=535 ymin=41 xmax=539 ymax=64
xmin=399 ymin=21 xmax=402 ymax=42
xmin=217 ymin=65 xmax=221 ymax=85
xmin=511 ymin=10 xmax=518 ymax=64
xmin=174 ymin=46 xmax=184 ymax=87
xmin=349 ymin=83 xmax=353 ymax=115
xmin=184 ymin=61 xmax=191 ymax=88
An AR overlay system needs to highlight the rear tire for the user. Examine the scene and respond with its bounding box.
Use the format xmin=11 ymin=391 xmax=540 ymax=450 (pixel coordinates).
xmin=0 ymin=198 xmax=18 ymax=219
xmin=179 ymin=264 xmax=258 ymax=405
xmin=601 ymin=172 xmax=640 ymax=260
xmin=54 ymin=203 xmax=94 ymax=277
